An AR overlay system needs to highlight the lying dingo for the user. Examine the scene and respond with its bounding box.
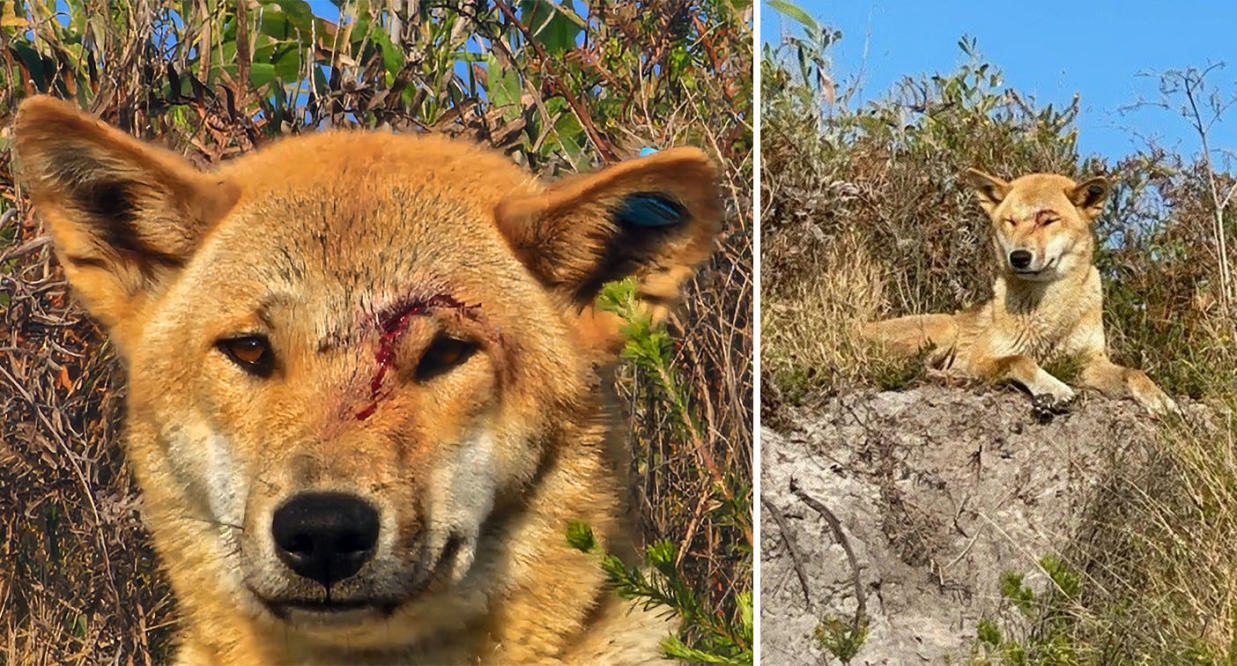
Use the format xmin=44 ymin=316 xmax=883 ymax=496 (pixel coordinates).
xmin=864 ymin=169 xmax=1176 ymax=415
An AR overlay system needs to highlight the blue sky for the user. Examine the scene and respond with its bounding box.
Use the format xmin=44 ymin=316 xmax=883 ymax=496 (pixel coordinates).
xmin=762 ymin=1 xmax=1237 ymax=163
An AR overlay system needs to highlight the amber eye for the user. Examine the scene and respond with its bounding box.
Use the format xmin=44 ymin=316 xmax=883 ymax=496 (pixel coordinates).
xmin=415 ymin=336 xmax=477 ymax=381
xmin=217 ymin=335 xmax=275 ymax=377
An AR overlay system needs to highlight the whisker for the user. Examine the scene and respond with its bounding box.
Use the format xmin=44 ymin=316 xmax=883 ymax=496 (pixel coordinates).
xmin=181 ymin=515 xmax=245 ymax=531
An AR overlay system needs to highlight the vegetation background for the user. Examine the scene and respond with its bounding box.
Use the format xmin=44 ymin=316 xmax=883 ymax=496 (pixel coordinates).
xmin=762 ymin=3 xmax=1237 ymax=662
xmin=0 ymin=1 xmax=753 ymax=663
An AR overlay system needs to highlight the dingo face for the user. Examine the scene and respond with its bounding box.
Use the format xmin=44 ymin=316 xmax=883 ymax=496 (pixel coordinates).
xmin=964 ymin=169 xmax=1109 ymax=282
xmin=15 ymin=96 xmax=719 ymax=659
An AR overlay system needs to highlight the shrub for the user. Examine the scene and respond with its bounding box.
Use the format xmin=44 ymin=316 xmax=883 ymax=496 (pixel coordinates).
xmin=761 ymin=9 xmax=1235 ymax=405
xmin=0 ymin=1 xmax=753 ymax=661
xmin=762 ymin=4 xmax=1237 ymax=661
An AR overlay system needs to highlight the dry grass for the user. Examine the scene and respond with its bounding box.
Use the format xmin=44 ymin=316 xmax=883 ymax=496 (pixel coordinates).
xmin=0 ymin=2 xmax=752 ymax=662
xmin=1055 ymin=412 xmax=1237 ymax=662
xmin=761 ymin=231 xmax=922 ymax=405
xmin=763 ymin=17 xmax=1237 ymax=661
xmin=965 ymin=410 xmax=1237 ymax=664
xmin=762 ymin=39 xmax=1236 ymax=407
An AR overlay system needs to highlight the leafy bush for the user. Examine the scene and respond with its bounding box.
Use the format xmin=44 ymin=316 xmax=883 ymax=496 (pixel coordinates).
xmin=969 ymin=532 xmax=1237 ymax=665
xmin=761 ymin=6 xmax=1235 ymax=404
xmin=762 ymin=3 xmax=1237 ymax=662
xmin=589 ymin=276 xmax=753 ymax=661
xmin=569 ymin=520 xmax=752 ymax=664
xmin=0 ymin=1 xmax=752 ymax=662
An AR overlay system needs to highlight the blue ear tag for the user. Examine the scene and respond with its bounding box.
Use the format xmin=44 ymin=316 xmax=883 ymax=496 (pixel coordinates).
xmin=639 ymin=146 xmax=659 ymax=157
xmin=615 ymin=193 xmax=687 ymax=228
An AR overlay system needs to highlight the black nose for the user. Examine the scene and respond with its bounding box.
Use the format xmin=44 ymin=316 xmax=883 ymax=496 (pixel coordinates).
xmin=1009 ymin=250 xmax=1033 ymax=269
xmin=271 ymin=492 xmax=379 ymax=587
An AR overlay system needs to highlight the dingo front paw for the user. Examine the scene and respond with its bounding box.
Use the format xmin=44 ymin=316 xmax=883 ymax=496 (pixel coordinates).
xmin=1126 ymin=371 xmax=1180 ymax=417
xmin=1028 ymin=370 xmax=1076 ymax=422
xmin=1136 ymin=385 xmax=1179 ymax=417
xmin=1032 ymin=372 xmax=1076 ymax=404
xmin=1031 ymin=392 xmax=1074 ymax=423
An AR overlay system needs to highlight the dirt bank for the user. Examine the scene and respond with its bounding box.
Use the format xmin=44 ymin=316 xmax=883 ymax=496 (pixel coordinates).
xmin=760 ymin=385 xmax=1181 ymax=664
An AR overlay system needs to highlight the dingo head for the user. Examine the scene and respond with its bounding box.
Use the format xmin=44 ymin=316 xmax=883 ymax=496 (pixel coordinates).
xmin=964 ymin=169 xmax=1109 ymax=282
xmin=15 ymin=96 xmax=719 ymax=646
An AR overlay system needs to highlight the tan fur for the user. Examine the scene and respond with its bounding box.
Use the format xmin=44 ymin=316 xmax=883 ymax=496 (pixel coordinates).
xmin=14 ymin=95 xmax=721 ymax=664
xmin=863 ymin=168 xmax=1176 ymax=415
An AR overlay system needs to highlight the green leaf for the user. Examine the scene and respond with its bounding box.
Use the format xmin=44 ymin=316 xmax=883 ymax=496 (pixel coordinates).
xmin=257 ymin=0 xmax=314 ymax=39
xmin=539 ymin=97 xmax=585 ymax=164
xmin=247 ymin=62 xmax=278 ymax=89
xmin=255 ymin=7 xmax=294 ymax=40
xmin=646 ymin=539 xmax=678 ymax=577
xmin=257 ymin=42 xmax=303 ymax=82
xmin=661 ymin=635 xmax=745 ymax=665
xmin=11 ymin=42 xmax=48 ymax=90
xmin=977 ymin=618 xmax=1003 ymax=647
xmin=519 ymin=0 xmax=582 ymax=55
xmin=346 ymin=0 xmax=374 ymax=43
xmin=767 ymin=1 xmax=819 ymax=33
xmin=565 ymin=521 xmax=596 ymax=552
xmin=367 ymin=23 xmax=406 ymax=75
xmin=312 ymin=66 xmax=329 ymax=95
xmin=485 ymin=54 xmax=524 ymax=110
xmin=737 ymin=591 xmax=753 ymax=631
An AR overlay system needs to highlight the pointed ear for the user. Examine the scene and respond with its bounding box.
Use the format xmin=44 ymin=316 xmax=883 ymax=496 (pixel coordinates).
xmin=1068 ymin=176 xmax=1110 ymax=220
xmin=962 ymin=168 xmax=1010 ymax=215
xmin=494 ymin=147 xmax=721 ymax=323
xmin=14 ymin=95 xmax=239 ymax=337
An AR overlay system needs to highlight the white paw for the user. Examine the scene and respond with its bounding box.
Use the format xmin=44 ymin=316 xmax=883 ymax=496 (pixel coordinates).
xmin=1138 ymin=387 xmax=1180 ymax=417
xmin=1032 ymin=371 xmax=1076 ymax=404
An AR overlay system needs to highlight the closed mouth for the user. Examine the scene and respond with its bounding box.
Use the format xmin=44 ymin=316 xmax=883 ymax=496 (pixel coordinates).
xmin=260 ymin=596 xmax=403 ymax=623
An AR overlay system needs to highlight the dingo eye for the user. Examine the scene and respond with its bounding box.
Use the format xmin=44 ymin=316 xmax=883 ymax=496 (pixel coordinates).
xmin=1041 ymin=218 xmax=1057 ymax=226
xmin=416 ymin=336 xmax=477 ymax=381
xmin=218 ymin=335 xmax=274 ymax=377
xmin=1005 ymin=218 xmax=1016 ymax=226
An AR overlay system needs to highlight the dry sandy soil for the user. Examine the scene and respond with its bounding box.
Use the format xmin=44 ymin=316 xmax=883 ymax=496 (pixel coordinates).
xmin=760 ymin=385 xmax=1174 ymax=665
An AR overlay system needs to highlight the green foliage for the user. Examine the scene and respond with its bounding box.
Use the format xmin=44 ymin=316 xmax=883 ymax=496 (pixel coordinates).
xmin=872 ymin=346 xmax=930 ymax=391
xmin=599 ymin=278 xmax=701 ymax=444
xmin=0 ymin=1 xmax=752 ymax=662
xmin=969 ymin=552 xmax=1236 ymax=665
xmin=520 ymin=0 xmax=583 ymax=55
xmin=595 ymin=277 xmax=754 ymax=661
xmin=1040 ymin=555 xmax=1080 ymax=600
xmin=969 ymin=558 xmax=1084 ymax=666
xmin=815 ymin=612 xmax=869 ymax=664
xmin=1 ymin=0 xmax=751 ymax=171
xmin=999 ymin=572 xmax=1036 ymax=617
xmin=565 ymin=519 xmax=597 ymax=552
xmin=763 ymin=9 xmax=1237 ymax=664
xmin=977 ymin=619 xmax=1003 ymax=648
xmin=762 ymin=0 xmax=840 ymax=128
xmin=761 ymin=6 xmax=1237 ymax=406
xmin=569 ymin=522 xmax=753 ymax=665
xmin=1040 ymin=353 xmax=1088 ymax=387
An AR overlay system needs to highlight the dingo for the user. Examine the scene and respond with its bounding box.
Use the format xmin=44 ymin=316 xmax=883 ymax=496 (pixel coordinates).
xmin=863 ymin=168 xmax=1175 ymax=415
xmin=15 ymin=95 xmax=720 ymax=663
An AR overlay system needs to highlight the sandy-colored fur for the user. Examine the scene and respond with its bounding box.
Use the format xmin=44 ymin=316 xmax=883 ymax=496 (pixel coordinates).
xmin=864 ymin=168 xmax=1176 ymax=415
xmin=14 ymin=95 xmax=720 ymax=664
